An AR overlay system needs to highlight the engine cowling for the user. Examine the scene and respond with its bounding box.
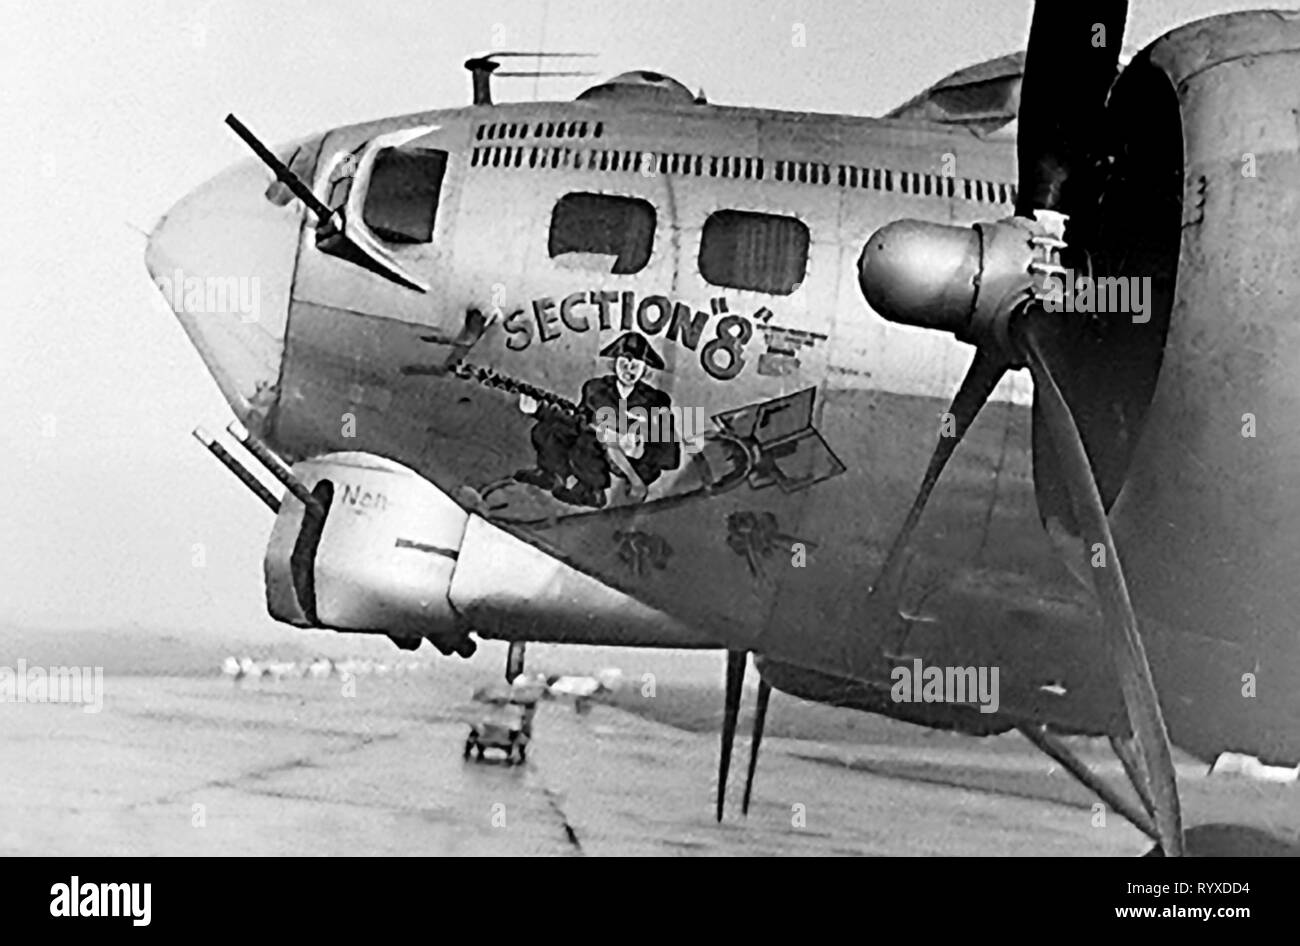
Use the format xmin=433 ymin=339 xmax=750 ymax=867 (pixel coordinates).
xmin=1100 ymin=12 xmax=1300 ymax=764
xmin=264 ymin=452 xmax=471 ymax=652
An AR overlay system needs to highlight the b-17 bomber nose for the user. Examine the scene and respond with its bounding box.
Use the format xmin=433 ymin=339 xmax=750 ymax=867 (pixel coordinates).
xmin=146 ymin=156 xmax=301 ymax=434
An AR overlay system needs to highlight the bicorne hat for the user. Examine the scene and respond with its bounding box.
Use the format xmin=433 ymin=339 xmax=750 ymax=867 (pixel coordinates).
xmin=598 ymin=331 xmax=665 ymax=369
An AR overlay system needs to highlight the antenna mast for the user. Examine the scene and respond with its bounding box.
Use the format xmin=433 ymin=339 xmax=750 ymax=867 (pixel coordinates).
xmin=462 ymin=52 xmax=596 ymax=106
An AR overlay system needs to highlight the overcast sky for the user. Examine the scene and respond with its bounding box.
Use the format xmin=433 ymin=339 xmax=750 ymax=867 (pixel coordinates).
xmin=0 ymin=0 xmax=1271 ymax=638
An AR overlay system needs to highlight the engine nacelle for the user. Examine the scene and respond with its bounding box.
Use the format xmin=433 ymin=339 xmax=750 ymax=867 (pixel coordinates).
xmin=1103 ymin=11 xmax=1300 ymax=764
xmin=264 ymin=452 xmax=470 ymax=652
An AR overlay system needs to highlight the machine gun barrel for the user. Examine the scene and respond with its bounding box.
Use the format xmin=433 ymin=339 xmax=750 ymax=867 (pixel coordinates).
xmin=224 ymin=114 xmax=335 ymax=223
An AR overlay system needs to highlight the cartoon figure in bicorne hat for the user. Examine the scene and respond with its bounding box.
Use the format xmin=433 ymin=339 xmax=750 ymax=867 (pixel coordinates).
xmin=514 ymin=331 xmax=681 ymax=508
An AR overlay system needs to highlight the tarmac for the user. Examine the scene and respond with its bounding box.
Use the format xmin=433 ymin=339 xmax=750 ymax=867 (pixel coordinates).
xmin=3 ymin=666 xmax=1295 ymax=856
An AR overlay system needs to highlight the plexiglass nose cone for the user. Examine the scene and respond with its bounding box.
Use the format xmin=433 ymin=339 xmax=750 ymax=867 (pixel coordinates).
xmin=146 ymin=157 xmax=300 ymax=432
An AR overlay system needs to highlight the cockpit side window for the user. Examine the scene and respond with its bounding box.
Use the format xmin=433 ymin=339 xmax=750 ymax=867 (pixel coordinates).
xmin=548 ymin=192 xmax=655 ymax=275
xmin=362 ymin=147 xmax=449 ymax=244
xmin=699 ymin=210 xmax=809 ymax=295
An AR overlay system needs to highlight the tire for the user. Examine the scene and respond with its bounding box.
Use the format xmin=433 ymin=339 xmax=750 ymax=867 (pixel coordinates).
xmin=463 ymin=737 xmax=474 ymax=759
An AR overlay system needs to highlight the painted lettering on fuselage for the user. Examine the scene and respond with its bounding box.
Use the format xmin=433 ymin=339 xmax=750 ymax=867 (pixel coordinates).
xmin=340 ymin=482 xmax=388 ymax=512
xmin=502 ymin=290 xmax=772 ymax=382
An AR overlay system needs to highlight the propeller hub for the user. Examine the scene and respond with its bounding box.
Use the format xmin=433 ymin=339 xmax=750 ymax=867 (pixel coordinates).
xmin=858 ymin=219 xmax=980 ymax=338
xmin=859 ymin=217 xmax=1043 ymax=360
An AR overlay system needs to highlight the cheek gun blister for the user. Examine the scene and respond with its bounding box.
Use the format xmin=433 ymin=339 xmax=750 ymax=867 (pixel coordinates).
xmin=197 ymin=421 xmax=700 ymax=657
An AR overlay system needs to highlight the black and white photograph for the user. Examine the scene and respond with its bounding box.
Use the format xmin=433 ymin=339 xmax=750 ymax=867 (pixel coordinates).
xmin=5 ymin=0 xmax=1300 ymax=886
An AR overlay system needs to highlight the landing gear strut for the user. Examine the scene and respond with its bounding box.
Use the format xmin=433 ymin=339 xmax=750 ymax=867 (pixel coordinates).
xmin=1018 ymin=723 xmax=1158 ymax=844
xmin=506 ymin=641 xmax=526 ymax=683
xmin=715 ymin=650 xmax=773 ymax=820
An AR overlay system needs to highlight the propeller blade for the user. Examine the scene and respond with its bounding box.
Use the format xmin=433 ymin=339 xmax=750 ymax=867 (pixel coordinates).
xmin=716 ymin=650 xmax=747 ymax=822
xmin=1026 ymin=290 xmax=1156 ymax=544
xmin=1018 ymin=318 xmax=1184 ymax=856
xmin=1016 ymin=1 xmax=1128 ymax=218
xmin=870 ymin=346 xmax=1010 ymax=596
xmin=741 ymin=678 xmax=772 ymax=816
xmin=1031 ymin=378 xmax=1078 ymax=545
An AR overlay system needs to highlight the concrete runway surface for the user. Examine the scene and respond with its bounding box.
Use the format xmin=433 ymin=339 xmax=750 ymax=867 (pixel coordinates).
xmin=3 ymin=655 xmax=1296 ymax=856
